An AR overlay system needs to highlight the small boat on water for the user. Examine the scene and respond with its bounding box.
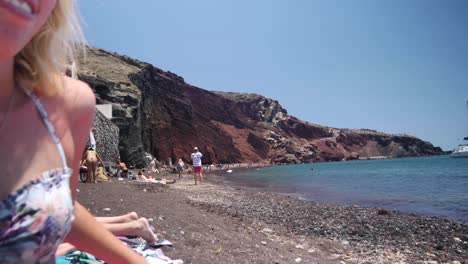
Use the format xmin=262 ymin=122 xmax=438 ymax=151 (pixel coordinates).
xmin=450 ymin=137 xmax=468 ymax=158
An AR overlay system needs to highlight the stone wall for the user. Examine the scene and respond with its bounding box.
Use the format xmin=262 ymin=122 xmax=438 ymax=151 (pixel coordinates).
xmin=87 ymin=109 xmax=120 ymax=164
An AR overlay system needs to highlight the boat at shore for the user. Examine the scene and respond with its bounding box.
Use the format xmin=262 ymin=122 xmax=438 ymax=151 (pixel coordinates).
xmin=450 ymin=137 xmax=468 ymax=158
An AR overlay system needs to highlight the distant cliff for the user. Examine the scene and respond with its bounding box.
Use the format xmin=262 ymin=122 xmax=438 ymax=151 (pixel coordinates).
xmin=77 ymin=48 xmax=443 ymax=167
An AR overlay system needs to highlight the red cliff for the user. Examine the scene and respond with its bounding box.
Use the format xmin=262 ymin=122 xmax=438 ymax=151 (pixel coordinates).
xmin=78 ymin=48 xmax=443 ymax=167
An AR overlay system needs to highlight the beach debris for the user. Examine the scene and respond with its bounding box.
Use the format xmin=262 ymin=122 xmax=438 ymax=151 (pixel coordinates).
xmin=102 ymin=208 xmax=111 ymax=211
xmin=148 ymin=218 xmax=154 ymax=222
xmin=227 ymin=170 xmax=233 ymax=173
xmin=261 ymin=241 xmax=267 ymax=245
xmin=294 ymin=257 xmax=302 ymax=263
xmin=143 ymin=189 xmax=147 ymax=192
xmin=118 ymin=177 xmax=123 ymax=181
xmin=377 ymin=209 xmax=391 ymax=215
xmin=453 ymin=237 xmax=461 ymax=243
xmin=215 ymin=245 xmax=223 ymax=255
xmin=158 ymin=216 xmax=165 ymax=221
xmin=76 ymin=189 xmax=80 ymax=192
xmin=295 ymin=244 xmax=304 ymax=249
xmin=180 ymin=231 xmax=185 ymax=235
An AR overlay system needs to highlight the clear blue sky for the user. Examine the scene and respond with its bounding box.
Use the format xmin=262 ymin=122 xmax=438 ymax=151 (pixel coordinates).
xmin=79 ymin=0 xmax=468 ymax=150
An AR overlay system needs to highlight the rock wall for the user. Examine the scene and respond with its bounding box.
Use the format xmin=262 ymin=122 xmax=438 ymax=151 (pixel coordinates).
xmin=78 ymin=48 xmax=147 ymax=167
xmin=77 ymin=47 xmax=443 ymax=166
xmin=88 ymin=110 xmax=120 ymax=164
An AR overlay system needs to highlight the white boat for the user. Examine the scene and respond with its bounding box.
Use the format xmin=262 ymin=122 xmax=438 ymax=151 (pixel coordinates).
xmin=450 ymin=137 xmax=468 ymax=158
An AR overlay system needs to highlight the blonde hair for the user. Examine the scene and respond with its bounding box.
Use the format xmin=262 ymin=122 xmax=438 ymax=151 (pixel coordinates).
xmin=14 ymin=0 xmax=85 ymax=95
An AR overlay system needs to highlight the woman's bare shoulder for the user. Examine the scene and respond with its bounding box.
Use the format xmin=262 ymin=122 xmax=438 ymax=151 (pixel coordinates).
xmin=46 ymin=77 xmax=95 ymax=140
xmin=59 ymin=77 xmax=94 ymax=123
xmin=62 ymin=77 xmax=96 ymax=113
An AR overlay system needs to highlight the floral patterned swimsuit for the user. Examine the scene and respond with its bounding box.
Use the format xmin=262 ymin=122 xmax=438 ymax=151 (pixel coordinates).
xmin=0 ymin=91 xmax=75 ymax=263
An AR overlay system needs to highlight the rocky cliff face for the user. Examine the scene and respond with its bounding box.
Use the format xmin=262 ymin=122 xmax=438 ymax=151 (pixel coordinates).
xmin=77 ymin=48 xmax=443 ymax=167
xmin=88 ymin=110 xmax=120 ymax=164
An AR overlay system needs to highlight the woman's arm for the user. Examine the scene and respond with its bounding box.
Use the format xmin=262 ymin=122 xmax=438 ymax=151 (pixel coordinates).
xmin=66 ymin=203 xmax=148 ymax=263
xmin=66 ymin=203 xmax=147 ymax=263
xmin=81 ymin=150 xmax=87 ymax=162
xmin=96 ymin=152 xmax=104 ymax=165
xmin=97 ymin=153 xmax=103 ymax=162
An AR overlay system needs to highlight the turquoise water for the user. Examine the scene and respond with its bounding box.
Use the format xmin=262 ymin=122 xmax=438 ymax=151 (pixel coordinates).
xmin=221 ymin=156 xmax=468 ymax=221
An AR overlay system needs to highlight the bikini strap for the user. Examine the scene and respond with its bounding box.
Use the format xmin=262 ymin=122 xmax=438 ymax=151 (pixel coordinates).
xmin=27 ymin=90 xmax=69 ymax=169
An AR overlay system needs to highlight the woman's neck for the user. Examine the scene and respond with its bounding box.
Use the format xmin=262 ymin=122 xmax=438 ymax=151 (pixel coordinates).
xmin=0 ymin=58 xmax=15 ymax=97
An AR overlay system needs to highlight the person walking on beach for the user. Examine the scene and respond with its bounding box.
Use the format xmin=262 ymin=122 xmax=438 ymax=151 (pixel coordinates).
xmin=176 ymin=158 xmax=185 ymax=179
xmin=0 ymin=0 xmax=147 ymax=262
xmin=191 ymin=147 xmax=204 ymax=184
xmin=81 ymin=147 xmax=104 ymax=183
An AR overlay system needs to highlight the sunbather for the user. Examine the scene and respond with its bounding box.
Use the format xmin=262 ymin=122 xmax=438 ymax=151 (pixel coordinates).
xmin=116 ymin=159 xmax=129 ymax=178
xmin=137 ymin=171 xmax=176 ymax=184
xmin=140 ymin=168 xmax=155 ymax=180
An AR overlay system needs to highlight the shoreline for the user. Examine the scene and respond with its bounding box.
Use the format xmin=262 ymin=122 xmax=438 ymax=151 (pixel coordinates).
xmin=203 ymin=156 xmax=468 ymax=222
xmin=78 ymin=173 xmax=468 ymax=263
xmin=182 ymin=174 xmax=468 ymax=263
xmin=206 ymin=169 xmax=468 ymax=222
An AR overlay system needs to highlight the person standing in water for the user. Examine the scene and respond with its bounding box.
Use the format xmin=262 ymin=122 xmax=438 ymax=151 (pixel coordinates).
xmin=191 ymin=147 xmax=203 ymax=185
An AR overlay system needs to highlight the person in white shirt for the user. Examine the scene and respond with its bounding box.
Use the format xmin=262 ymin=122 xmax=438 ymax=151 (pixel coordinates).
xmin=191 ymin=147 xmax=204 ymax=185
xmin=176 ymin=159 xmax=185 ymax=179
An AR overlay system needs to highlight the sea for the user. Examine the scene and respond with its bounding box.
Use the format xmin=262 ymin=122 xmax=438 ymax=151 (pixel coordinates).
xmin=216 ymin=156 xmax=468 ymax=221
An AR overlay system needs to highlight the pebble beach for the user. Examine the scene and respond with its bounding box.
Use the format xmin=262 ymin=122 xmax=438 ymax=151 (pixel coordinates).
xmin=77 ymin=173 xmax=468 ymax=264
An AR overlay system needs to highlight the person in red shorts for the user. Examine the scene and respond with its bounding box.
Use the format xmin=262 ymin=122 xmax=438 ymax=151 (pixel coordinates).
xmin=191 ymin=147 xmax=204 ymax=185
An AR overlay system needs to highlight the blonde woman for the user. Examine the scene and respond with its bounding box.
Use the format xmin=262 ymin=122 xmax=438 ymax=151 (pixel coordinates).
xmin=0 ymin=1 xmax=146 ymax=263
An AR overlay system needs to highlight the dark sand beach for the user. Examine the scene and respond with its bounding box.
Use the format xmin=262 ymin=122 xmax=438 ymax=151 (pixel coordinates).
xmin=77 ymin=173 xmax=468 ymax=264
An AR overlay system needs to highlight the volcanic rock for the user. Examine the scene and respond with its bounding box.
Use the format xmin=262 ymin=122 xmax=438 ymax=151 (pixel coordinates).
xmin=77 ymin=47 xmax=444 ymax=167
